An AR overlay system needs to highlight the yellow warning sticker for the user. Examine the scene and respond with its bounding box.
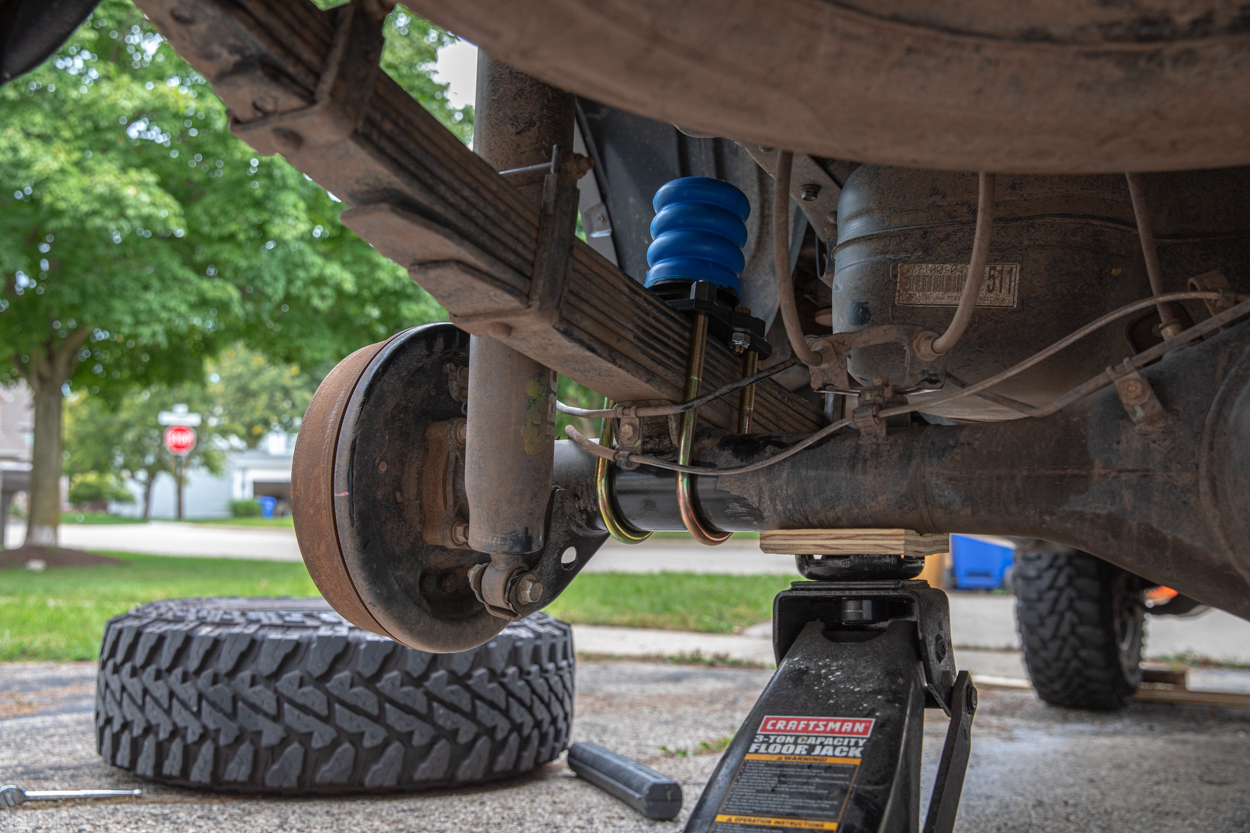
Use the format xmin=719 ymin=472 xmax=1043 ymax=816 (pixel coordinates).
xmin=714 ymin=815 xmax=839 ymax=830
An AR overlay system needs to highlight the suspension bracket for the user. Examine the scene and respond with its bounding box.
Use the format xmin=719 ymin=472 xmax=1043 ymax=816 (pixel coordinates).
xmin=809 ymin=324 xmax=948 ymax=394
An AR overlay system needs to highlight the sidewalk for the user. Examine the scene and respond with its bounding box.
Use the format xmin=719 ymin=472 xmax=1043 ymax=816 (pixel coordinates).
xmin=6 ymin=520 xmax=793 ymax=571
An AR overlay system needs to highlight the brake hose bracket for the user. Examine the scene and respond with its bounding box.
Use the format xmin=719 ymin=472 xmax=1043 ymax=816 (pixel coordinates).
xmin=1108 ymin=359 xmax=1164 ymax=424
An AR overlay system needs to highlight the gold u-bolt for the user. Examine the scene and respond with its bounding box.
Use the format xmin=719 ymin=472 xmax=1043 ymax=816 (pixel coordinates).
xmin=595 ymin=400 xmax=652 ymax=544
xmin=678 ymin=313 xmax=731 ymax=545
xmin=737 ymin=349 xmax=758 ymax=433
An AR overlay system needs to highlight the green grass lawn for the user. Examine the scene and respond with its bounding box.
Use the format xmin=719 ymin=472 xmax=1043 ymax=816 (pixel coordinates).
xmin=547 ymin=572 xmax=796 ymax=633
xmin=183 ymin=516 xmax=295 ymax=528
xmin=61 ymin=511 xmax=147 ymax=525
xmin=0 ymin=552 xmax=317 ymax=662
xmin=1 ymin=551 xmax=794 ymax=662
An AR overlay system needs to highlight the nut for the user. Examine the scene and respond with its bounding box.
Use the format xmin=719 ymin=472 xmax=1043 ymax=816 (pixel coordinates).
xmin=449 ymin=518 xmax=469 ymax=547
xmin=799 ymin=184 xmax=821 ymax=202
xmin=1117 ymin=377 xmax=1149 ymax=405
xmin=730 ymin=331 xmax=751 ymax=353
xmin=453 ymin=419 xmax=468 ymax=446
xmin=514 ymin=574 xmax=544 ymax=605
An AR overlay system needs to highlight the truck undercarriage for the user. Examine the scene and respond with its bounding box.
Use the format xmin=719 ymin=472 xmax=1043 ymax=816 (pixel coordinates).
xmin=4 ymin=0 xmax=1250 ymax=827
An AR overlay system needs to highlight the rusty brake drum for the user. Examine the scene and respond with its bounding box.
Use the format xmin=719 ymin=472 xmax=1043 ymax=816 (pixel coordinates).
xmin=292 ymin=323 xmax=607 ymax=653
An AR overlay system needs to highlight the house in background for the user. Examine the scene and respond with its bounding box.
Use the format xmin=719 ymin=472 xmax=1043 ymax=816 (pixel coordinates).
xmin=113 ymin=431 xmax=295 ymax=520
xmin=0 ymin=385 xmax=34 ymax=546
xmin=1 ymin=382 xmax=293 ymax=524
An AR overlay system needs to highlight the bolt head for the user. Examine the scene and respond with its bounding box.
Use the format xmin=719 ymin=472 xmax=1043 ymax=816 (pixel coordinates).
xmin=617 ymin=421 xmax=638 ymax=441
xmin=515 ymin=575 xmax=544 ymax=605
xmin=450 ymin=519 xmax=469 ymax=547
xmin=454 ymin=420 xmax=468 ymax=446
xmin=799 ymin=184 xmax=821 ymax=201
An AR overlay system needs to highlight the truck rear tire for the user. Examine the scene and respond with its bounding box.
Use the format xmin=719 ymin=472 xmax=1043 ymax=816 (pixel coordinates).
xmin=1014 ymin=547 xmax=1145 ymax=710
xmin=96 ymin=597 xmax=574 ymax=794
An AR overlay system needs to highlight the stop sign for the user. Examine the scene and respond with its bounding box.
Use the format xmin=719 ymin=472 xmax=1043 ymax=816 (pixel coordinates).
xmin=163 ymin=425 xmax=197 ymax=456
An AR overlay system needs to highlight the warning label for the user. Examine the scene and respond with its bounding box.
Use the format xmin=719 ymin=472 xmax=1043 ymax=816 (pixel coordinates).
xmin=710 ymin=715 xmax=874 ymax=832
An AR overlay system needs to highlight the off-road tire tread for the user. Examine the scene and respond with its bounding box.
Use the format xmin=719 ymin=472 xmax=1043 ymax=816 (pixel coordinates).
xmin=1014 ymin=549 xmax=1144 ymax=710
xmin=95 ymin=598 xmax=573 ymax=794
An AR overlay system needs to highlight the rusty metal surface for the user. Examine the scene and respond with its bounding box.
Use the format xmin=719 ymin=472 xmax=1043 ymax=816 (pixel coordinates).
xmin=831 ymin=166 xmax=1250 ymax=419
xmin=329 ymin=324 xmax=508 ymax=651
xmin=408 ymin=0 xmax=1250 ymax=174
xmin=295 ymin=323 xmax=609 ymax=652
xmin=464 ymin=56 xmax=566 ymax=558
xmin=419 ymin=419 xmax=469 ymax=549
xmin=291 ymin=338 xmax=392 ymax=637
xmin=132 ymin=0 xmax=822 ymax=435
xmin=595 ymin=318 xmax=1250 ymax=620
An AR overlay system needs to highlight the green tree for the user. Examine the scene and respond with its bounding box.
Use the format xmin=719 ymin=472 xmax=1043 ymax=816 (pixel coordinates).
xmin=204 ymin=345 xmax=318 ymax=449
xmin=65 ymin=385 xmax=225 ymax=519
xmin=67 ymin=472 xmax=135 ymax=508
xmin=1 ymin=1 xmax=466 ymax=545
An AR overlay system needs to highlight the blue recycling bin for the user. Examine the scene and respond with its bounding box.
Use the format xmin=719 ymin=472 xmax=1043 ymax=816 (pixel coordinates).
xmin=950 ymin=535 xmax=1015 ymax=590
xmin=257 ymin=496 xmax=277 ymax=519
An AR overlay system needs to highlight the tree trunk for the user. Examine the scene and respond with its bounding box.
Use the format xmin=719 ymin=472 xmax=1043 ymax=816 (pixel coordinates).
xmin=20 ymin=331 xmax=89 ymax=548
xmin=141 ymin=472 xmax=156 ymax=520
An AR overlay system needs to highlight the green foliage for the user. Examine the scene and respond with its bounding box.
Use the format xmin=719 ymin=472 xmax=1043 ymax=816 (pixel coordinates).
xmin=229 ymin=498 xmax=262 ymax=518
xmin=382 ymin=7 xmax=473 ymax=144
xmin=2 ymin=0 xmax=470 ymax=536
xmin=556 ymin=376 xmax=603 ymax=441
xmin=0 ymin=552 xmax=318 ymax=661
xmin=206 ymin=345 xmax=317 ymax=448
xmin=67 ymin=471 xmax=134 ymax=505
xmin=0 ymin=0 xmax=466 ymax=394
xmin=65 ymin=383 xmax=224 ymax=516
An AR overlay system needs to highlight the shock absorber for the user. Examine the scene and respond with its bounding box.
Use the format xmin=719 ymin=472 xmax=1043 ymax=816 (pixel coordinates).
xmin=645 ymin=177 xmax=763 ymax=545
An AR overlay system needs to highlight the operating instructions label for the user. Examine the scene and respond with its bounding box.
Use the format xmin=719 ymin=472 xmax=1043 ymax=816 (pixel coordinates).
xmin=710 ymin=716 xmax=875 ymax=832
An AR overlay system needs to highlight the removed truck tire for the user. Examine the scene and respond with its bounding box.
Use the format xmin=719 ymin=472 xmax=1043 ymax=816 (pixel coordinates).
xmin=95 ymin=597 xmax=574 ymax=793
xmin=1014 ymin=547 xmax=1146 ymax=710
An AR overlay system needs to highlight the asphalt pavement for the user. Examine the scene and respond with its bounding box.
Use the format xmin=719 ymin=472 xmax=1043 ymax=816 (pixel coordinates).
xmin=2 ymin=660 xmax=1248 ymax=832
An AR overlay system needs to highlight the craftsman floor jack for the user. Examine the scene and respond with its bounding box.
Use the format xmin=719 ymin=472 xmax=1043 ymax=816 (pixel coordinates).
xmin=684 ymin=561 xmax=976 ymax=833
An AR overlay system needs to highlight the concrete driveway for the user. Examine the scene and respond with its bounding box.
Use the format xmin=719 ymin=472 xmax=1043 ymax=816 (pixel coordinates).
xmin=3 ymin=660 xmax=1249 ymax=832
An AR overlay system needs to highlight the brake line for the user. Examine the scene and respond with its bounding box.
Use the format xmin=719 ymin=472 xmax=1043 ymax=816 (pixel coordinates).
xmin=565 ymin=290 xmax=1246 ymax=476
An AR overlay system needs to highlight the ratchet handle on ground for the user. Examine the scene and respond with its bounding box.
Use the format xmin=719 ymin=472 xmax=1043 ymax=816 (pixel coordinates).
xmin=1 ymin=784 xmax=142 ymax=809
xmin=567 ymin=742 xmax=683 ymax=820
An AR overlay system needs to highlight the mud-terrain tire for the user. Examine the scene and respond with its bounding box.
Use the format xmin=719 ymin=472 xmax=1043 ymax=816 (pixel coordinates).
xmin=95 ymin=597 xmax=574 ymax=794
xmin=1014 ymin=548 xmax=1145 ymax=710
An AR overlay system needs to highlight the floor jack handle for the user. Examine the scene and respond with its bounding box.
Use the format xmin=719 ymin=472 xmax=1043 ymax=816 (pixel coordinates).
xmin=923 ymin=671 xmax=977 ymax=833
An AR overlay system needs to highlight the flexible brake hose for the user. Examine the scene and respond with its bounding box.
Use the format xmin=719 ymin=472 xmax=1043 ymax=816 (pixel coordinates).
xmin=1125 ymin=172 xmax=1186 ymax=340
xmin=773 ymin=151 xmax=825 ymax=367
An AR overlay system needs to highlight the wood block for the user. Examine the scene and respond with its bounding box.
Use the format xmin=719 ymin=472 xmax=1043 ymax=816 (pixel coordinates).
xmin=759 ymin=529 xmax=951 ymax=557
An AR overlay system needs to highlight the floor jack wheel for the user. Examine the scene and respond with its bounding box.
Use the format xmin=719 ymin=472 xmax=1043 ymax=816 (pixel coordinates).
xmin=293 ymin=323 xmax=608 ymax=653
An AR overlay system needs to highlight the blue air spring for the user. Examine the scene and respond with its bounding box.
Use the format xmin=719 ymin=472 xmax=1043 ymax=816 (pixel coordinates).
xmin=645 ymin=177 xmax=751 ymax=302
